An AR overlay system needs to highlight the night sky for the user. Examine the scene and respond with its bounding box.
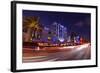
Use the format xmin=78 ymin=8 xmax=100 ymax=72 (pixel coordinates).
xmin=23 ymin=10 xmax=91 ymax=41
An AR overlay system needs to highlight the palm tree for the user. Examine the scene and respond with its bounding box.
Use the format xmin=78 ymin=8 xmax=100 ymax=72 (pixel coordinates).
xmin=23 ymin=16 xmax=40 ymax=42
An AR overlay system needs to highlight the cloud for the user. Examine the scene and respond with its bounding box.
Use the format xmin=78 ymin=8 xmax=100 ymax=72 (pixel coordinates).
xmin=84 ymin=17 xmax=91 ymax=26
xmin=74 ymin=21 xmax=84 ymax=27
xmin=74 ymin=17 xmax=90 ymax=27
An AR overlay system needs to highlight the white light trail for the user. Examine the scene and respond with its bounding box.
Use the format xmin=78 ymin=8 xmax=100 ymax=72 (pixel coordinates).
xmin=76 ymin=43 xmax=90 ymax=51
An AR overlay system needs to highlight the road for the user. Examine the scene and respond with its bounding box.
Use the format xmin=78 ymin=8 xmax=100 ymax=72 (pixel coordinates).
xmin=23 ymin=43 xmax=91 ymax=63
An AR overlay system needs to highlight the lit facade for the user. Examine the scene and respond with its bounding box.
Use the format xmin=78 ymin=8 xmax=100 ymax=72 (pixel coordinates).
xmin=38 ymin=22 xmax=68 ymax=43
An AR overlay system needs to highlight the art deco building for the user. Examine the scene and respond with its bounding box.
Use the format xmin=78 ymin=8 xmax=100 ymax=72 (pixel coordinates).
xmin=42 ymin=22 xmax=68 ymax=43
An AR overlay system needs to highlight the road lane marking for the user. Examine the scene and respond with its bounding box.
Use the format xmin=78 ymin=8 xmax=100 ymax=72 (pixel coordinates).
xmin=23 ymin=56 xmax=47 ymax=59
xmin=23 ymin=58 xmax=58 ymax=62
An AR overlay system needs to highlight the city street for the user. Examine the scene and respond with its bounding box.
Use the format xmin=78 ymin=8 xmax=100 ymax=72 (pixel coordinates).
xmin=23 ymin=43 xmax=91 ymax=63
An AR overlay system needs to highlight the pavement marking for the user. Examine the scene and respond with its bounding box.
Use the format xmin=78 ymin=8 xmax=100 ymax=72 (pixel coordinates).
xmin=65 ymin=46 xmax=76 ymax=48
xmin=23 ymin=56 xmax=47 ymax=59
xmin=23 ymin=58 xmax=58 ymax=62
xmin=46 ymin=58 xmax=58 ymax=61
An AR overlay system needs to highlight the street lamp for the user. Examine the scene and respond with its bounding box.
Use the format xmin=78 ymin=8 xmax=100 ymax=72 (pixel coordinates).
xmin=58 ymin=38 xmax=64 ymax=42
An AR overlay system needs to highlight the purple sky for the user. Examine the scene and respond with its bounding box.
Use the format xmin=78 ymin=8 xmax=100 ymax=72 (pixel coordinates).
xmin=23 ymin=10 xmax=91 ymax=41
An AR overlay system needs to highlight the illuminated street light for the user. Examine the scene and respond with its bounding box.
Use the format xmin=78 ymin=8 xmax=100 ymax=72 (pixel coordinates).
xmin=58 ymin=38 xmax=64 ymax=42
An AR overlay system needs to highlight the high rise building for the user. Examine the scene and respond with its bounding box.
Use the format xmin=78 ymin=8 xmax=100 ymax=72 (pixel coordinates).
xmin=51 ymin=22 xmax=67 ymax=42
xmin=74 ymin=36 xmax=80 ymax=44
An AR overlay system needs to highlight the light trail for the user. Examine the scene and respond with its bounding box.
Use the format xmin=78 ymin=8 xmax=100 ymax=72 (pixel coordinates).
xmin=23 ymin=43 xmax=91 ymax=62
